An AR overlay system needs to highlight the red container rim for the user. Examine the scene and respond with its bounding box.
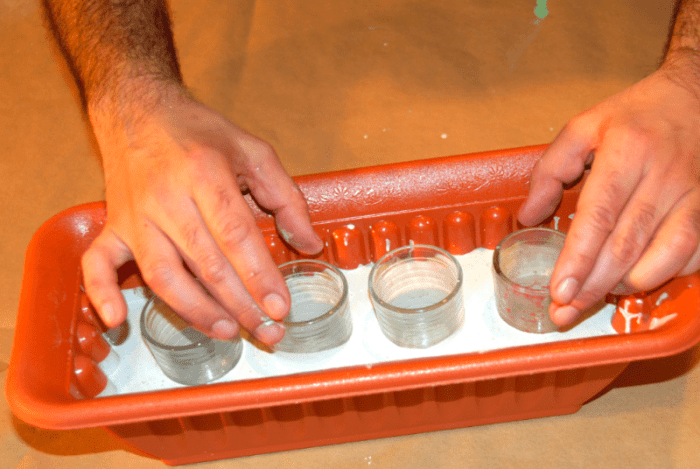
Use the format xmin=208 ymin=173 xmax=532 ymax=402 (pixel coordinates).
xmin=8 ymin=144 xmax=700 ymax=430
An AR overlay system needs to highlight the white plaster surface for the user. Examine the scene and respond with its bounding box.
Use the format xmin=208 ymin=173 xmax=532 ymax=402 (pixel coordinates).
xmin=101 ymin=248 xmax=616 ymax=395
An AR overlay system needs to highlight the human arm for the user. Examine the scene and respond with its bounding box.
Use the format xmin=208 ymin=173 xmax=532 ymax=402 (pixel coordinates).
xmin=42 ymin=0 xmax=323 ymax=344
xmin=518 ymin=0 xmax=700 ymax=326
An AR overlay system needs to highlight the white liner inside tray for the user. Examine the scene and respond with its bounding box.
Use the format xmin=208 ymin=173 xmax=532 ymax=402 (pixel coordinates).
xmin=100 ymin=248 xmax=617 ymax=396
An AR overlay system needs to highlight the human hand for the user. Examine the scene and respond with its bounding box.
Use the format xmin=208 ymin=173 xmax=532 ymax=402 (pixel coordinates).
xmin=518 ymin=50 xmax=700 ymax=327
xmin=81 ymin=85 xmax=323 ymax=346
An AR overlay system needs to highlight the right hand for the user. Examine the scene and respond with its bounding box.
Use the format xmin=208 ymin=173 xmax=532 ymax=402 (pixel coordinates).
xmin=518 ymin=51 xmax=700 ymax=327
xmin=81 ymin=85 xmax=323 ymax=346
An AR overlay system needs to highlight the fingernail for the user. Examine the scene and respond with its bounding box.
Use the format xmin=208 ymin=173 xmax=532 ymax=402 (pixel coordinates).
xmin=311 ymin=232 xmax=324 ymax=250
xmin=263 ymin=293 xmax=287 ymax=320
xmin=281 ymin=227 xmax=323 ymax=254
xmin=279 ymin=227 xmax=296 ymax=246
xmin=552 ymin=305 xmax=580 ymax=327
xmin=555 ymin=277 xmax=579 ymax=304
xmin=255 ymin=319 xmax=285 ymax=345
xmin=210 ymin=319 xmax=238 ymax=340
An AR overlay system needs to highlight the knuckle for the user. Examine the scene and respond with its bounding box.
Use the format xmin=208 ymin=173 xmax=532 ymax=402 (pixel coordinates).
xmin=610 ymin=232 xmax=643 ymax=266
xmin=559 ymin=239 xmax=597 ymax=272
xmin=252 ymin=140 xmax=276 ymax=159
xmin=668 ymin=210 xmax=700 ymax=255
xmin=571 ymin=248 xmax=598 ymax=269
xmin=288 ymin=188 xmax=310 ymax=212
xmin=282 ymin=182 xmax=311 ymax=212
xmin=81 ymin=257 xmax=106 ymax=291
xmin=213 ymin=185 xmax=235 ymax=212
xmin=81 ymin=272 xmax=103 ymax=294
xmin=80 ymin=245 xmax=99 ymax=270
xmin=618 ymin=125 xmax=657 ymax=153
xmin=140 ymin=257 xmax=175 ymax=290
xmin=610 ymin=203 xmax=658 ymax=265
xmin=242 ymin=265 xmax=268 ymax=287
xmin=530 ymin=156 xmax=548 ymax=179
xmin=561 ymin=113 xmax=595 ymax=141
xmin=598 ymin=171 xmax=627 ymax=203
xmin=195 ymin=251 xmax=229 ymax=285
xmin=529 ymin=158 xmax=543 ymax=179
xmin=181 ymin=222 xmax=202 ymax=252
xmin=586 ymin=203 xmax=618 ymax=235
xmin=217 ymin=216 xmax=254 ymax=247
xmin=246 ymin=140 xmax=280 ymax=168
xmin=561 ymin=116 xmax=583 ymax=137
xmin=183 ymin=145 xmax=215 ymax=166
xmin=632 ymin=202 xmax=658 ymax=229
xmin=182 ymin=147 xmax=226 ymax=180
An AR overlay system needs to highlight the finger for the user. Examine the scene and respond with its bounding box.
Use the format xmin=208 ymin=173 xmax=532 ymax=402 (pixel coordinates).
xmin=678 ymin=241 xmax=700 ymax=276
xmin=518 ymin=114 xmax=600 ymax=226
xmin=188 ymin=175 xmax=291 ymax=334
xmin=237 ymin=138 xmax=323 ymax=254
xmin=627 ymin=189 xmax=700 ymax=288
xmin=547 ymin=132 xmax=648 ymax=325
xmin=271 ymin=181 xmax=323 ymax=254
xmin=156 ymin=205 xmax=286 ymax=345
xmin=556 ymin=165 xmax=684 ymax=320
xmin=81 ymin=229 xmax=133 ymax=328
xmin=132 ymin=219 xmax=243 ymax=341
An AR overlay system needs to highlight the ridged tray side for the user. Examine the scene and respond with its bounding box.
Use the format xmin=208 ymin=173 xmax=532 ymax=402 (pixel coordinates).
xmin=107 ymin=363 xmax=626 ymax=465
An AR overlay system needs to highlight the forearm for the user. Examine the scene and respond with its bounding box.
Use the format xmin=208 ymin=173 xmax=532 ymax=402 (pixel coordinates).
xmin=42 ymin=0 xmax=183 ymax=115
xmin=668 ymin=0 xmax=700 ymax=54
xmin=660 ymin=1 xmax=700 ymax=100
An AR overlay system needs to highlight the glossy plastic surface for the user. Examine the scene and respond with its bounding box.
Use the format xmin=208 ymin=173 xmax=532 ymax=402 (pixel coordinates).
xmin=8 ymin=144 xmax=700 ymax=465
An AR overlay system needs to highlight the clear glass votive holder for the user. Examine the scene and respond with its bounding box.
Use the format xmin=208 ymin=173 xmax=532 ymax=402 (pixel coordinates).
xmin=140 ymin=296 xmax=243 ymax=385
xmin=492 ymin=227 xmax=565 ymax=333
xmin=275 ymin=260 xmax=352 ymax=353
xmin=369 ymin=244 xmax=464 ymax=348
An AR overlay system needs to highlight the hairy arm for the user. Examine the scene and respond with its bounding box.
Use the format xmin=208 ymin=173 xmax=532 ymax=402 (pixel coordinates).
xmin=669 ymin=0 xmax=700 ymax=52
xmin=43 ymin=0 xmax=182 ymax=111
xmin=519 ymin=0 xmax=700 ymax=327
xmin=43 ymin=0 xmax=323 ymax=345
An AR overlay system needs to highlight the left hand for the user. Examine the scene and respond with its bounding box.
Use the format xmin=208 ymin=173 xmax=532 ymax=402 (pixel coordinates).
xmin=82 ymin=85 xmax=323 ymax=345
xmin=518 ymin=50 xmax=700 ymax=327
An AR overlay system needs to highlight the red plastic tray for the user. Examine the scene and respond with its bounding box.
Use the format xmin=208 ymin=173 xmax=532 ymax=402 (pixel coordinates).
xmin=8 ymin=145 xmax=700 ymax=465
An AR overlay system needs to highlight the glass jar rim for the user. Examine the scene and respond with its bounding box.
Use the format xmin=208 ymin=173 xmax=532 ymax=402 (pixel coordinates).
xmin=368 ymin=244 xmax=463 ymax=315
xmin=492 ymin=227 xmax=565 ymax=294
xmin=140 ymin=295 xmax=216 ymax=352
xmin=278 ymin=259 xmax=350 ymax=327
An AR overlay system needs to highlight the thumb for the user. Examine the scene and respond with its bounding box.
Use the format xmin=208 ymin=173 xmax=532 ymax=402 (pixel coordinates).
xmin=81 ymin=229 xmax=134 ymax=328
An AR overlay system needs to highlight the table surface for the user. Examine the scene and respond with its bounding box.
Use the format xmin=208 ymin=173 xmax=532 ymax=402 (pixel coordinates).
xmin=3 ymin=1 xmax=699 ymax=468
